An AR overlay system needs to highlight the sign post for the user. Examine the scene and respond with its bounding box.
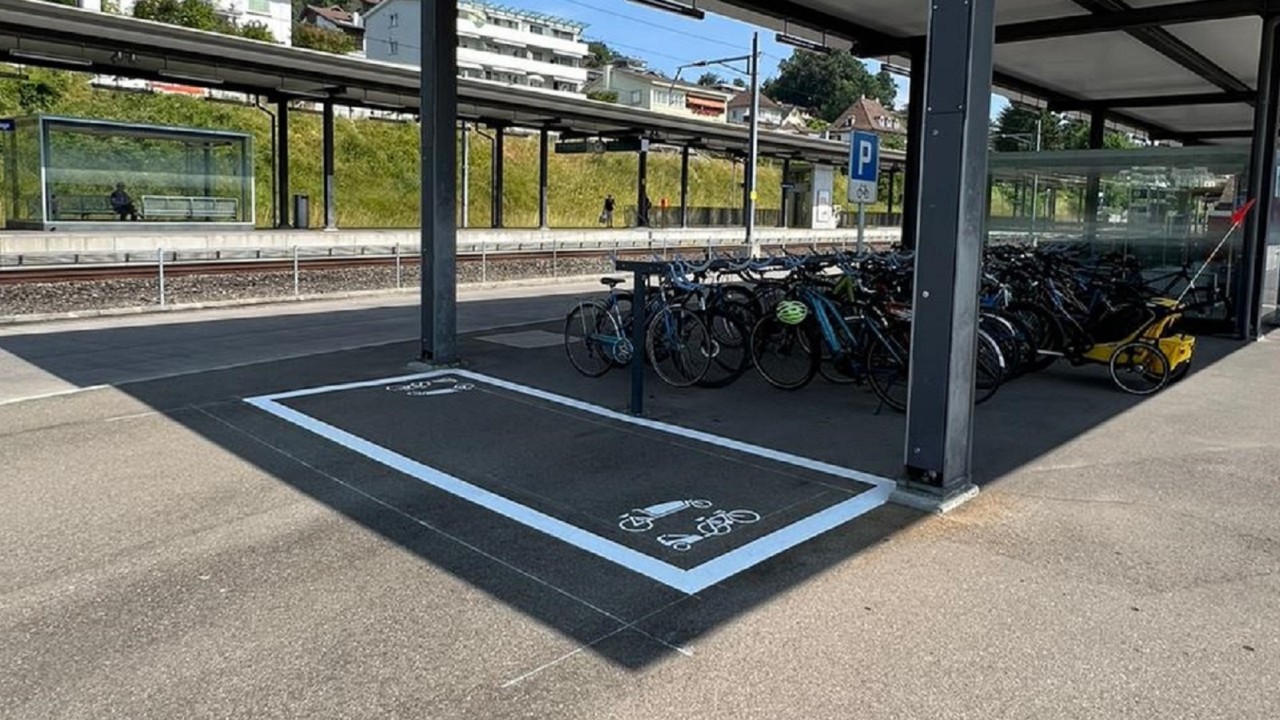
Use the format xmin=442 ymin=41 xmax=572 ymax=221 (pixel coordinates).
xmin=848 ymin=131 xmax=880 ymax=252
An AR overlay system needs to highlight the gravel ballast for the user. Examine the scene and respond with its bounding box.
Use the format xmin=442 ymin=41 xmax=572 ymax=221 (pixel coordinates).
xmin=0 ymin=256 xmax=617 ymax=319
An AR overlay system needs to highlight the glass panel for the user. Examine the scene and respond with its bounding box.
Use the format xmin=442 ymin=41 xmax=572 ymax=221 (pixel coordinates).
xmin=987 ymin=146 xmax=1251 ymax=324
xmin=39 ymin=117 xmax=253 ymax=225
xmin=4 ymin=117 xmax=44 ymax=226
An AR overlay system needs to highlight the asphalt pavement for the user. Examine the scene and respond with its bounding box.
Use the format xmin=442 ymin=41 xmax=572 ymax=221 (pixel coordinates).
xmin=1 ymin=293 xmax=1277 ymax=719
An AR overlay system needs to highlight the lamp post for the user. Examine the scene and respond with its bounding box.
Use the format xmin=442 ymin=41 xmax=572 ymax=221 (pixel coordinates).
xmin=669 ymin=33 xmax=761 ymax=253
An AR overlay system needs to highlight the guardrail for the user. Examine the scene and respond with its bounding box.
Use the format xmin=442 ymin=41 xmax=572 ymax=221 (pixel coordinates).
xmin=0 ymin=233 xmax=881 ymax=269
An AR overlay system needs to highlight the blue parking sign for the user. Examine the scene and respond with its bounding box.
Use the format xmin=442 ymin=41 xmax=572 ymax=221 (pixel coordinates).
xmin=847 ymin=131 xmax=879 ymax=204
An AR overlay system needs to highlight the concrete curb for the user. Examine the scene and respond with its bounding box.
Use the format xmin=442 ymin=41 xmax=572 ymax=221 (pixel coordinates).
xmin=0 ymin=274 xmax=604 ymax=326
xmin=889 ymin=483 xmax=981 ymax=514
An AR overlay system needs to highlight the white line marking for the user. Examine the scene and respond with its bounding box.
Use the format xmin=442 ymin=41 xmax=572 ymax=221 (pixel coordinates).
xmin=194 ymin=405 xmax=689 ymax=657
xmin=0 ymin=384 xmax=112 ymax=407
xmin=246 ymin=370 xmax=895 ymax=594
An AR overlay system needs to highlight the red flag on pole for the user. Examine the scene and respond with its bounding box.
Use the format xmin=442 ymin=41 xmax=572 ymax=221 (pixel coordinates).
xmin=1231 ymin=198 xmax=1258 ymax=227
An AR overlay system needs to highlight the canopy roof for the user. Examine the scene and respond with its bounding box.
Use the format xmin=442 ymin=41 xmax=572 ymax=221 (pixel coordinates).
xmin=704 ymin=0 xmax=1266 ymax=143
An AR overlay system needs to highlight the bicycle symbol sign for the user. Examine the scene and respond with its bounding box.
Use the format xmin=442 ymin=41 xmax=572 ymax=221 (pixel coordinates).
xmin=617 ymin=498 xmax=761 ymax=553
xmin=386 ymin=377 xmax=475 ymax=397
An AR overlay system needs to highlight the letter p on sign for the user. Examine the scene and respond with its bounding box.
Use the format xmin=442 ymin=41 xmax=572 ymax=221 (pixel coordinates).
xmin=847 ymin=131 xmax=880 ymax=205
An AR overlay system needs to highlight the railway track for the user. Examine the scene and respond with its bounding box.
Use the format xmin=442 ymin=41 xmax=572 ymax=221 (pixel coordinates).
xmin=0 ymin=247 xmax=671 ymax=285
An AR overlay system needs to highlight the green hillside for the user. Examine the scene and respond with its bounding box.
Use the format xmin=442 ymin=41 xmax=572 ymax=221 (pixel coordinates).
xmin=0 ymin=68 xmax=885 ymax=229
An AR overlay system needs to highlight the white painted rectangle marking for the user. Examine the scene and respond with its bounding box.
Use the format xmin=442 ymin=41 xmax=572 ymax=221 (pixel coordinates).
xmin=246 ymin=370 xmax=895 ymax=594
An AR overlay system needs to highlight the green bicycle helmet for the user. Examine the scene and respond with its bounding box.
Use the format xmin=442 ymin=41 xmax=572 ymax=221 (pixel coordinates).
xmin=775 ymin=300 xmax=808 ymax=325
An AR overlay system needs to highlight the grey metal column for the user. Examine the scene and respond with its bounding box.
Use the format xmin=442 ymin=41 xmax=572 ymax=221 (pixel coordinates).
xmin=420 ymin=0 xmax=458 ymax=362
xmin=779 ymin=157 xmax=791 ymax=228
xmin=900 ymin=44 xmax=927 ymax=250
xmin=491 ymin=124 xmax=505 ymax=229
xmin=887 ymin=168 xmax=897 ymax=220
xmin=679 ymin=144 xmax=690 ymax=228
xmin=538 ymin=127 xmax=550 ymax=229
xmin=1083 ymin=110 xmax=1105 ymax=242
xmin=637 ymin=142 xmax=649 ymax=227
xmin=460 ymin=122 xmax=470 ymax=228
xmin=276 ymin=98 xmax=290 ymax=228
xmin=322 ymin=98 xmax=337 ymax=230
xmin=1243 ymin=16 xmax=1280 ymax=338
xmin=744 ymin=31 xmax=761 ymax=252
xmin=903 ymin=0 xmax=996 ymax=496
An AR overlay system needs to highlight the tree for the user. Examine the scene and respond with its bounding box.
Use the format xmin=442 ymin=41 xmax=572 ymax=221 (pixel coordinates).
xmin=732 ymin=78 xmax=745 ymax=88
xmin=238 ymin=21 xmax=276 ymax=43
xmin=696 ymin=72 xmax=723 ymax=87
xmin=133 ymin=0 xmax=227 ymax=33
xmin=294 ymin=23 xmax=355 ymax=54
xmin=586 ymin=90 xmax=618 ymax=103
xmin=762 ymin=50 xmax=896 ymax=123
xmin=991 ymin=104 xmax=1135 ymax=152
xmin=586 ymin=40 xmax=620 ymax=69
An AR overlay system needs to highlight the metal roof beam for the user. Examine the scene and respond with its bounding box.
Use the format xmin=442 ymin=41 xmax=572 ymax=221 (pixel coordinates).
xmin=1151 ymin=128 xmax=1254 ymax=140
xmin=1048 ymin=90 xmax=1256 ymax=110
xmin=857 ymin=0 xmax=1263 ymax=55
xmin=999 ymin=0 xmax=1262 ymax=44
xmin=1070 ymin=0 xmax=1253 ymax=94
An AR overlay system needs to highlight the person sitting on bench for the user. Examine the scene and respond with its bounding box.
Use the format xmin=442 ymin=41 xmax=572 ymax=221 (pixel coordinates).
xmin=109 ymin=183 xmax=139 ymax=221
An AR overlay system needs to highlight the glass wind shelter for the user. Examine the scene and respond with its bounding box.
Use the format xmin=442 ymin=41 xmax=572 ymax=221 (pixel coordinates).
xmin=986 ymin=145 xmax=1252 ymax=329
xmin=4 ymin=115 xmax=253 ymax=230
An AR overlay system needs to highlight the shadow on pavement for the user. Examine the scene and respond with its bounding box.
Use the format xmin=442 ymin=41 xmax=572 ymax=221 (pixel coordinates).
xmin=0 ymin=298 xmax=1254 ymax=669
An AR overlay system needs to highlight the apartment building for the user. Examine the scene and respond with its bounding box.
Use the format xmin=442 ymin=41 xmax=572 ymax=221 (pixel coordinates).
xmin=364 ymin=0 xmax=590 ymax=95
xmin=100 ymin=0 xmax=294 ymax=45
xmin=827 ymin=96 xmax=905 ymax=144
xmin=586 ymin=62 xmax=732 ymax=122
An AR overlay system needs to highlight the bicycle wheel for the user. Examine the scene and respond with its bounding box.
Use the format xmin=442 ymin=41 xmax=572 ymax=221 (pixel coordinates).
xmin=646 ymin=306 xmax=712 ymax=388
xmin=974 ymin=329 xmax=1005 ymax=406
xmin=697 ymin=309 xmax=752 ymax=389
xmin=1007 ymin=302 xmax=1063 ymax=372
xmin=564 ymin=302 xmax=621 ymax=377
xmin=979 ymin=313 xmax=1024 ymax=378
xmin=750 ymin=314 xmax=819 ymax=390
xmin=1109 ymin=341 xmax=1170 ymax=395
xmin=864 ymin=329 xmax=910 ymax=412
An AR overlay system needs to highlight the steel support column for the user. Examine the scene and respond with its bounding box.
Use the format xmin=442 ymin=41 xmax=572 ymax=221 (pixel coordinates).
xmin=276 ymin=98 xmax=290 ymax=228
xmin=637 ymin=142 xmax=649 ymax=227
xmin=491 ymin=125 xmax=505 ymax=229
xmin=322 ymin=98 xmax=337 ymax=230
xmin=887 ymin=168 xmax=897 ymax=219
xmin=778 ymin=157 xmax=791 ymax=228
xmin=460 ymin=121 xmax=470 ymax=228
xmin=538 ymin=127 xmax=550 ymax=229
xmin=1243 ymin=16 xmax=1280 ymax=338
xmin=900 ymin=49 xmax=927 ymax=249
xmin=903 ymin=0 xmax=996 ymax=496
xmin=1084 ymin=110 xmax=1105 ymax=241
xmin=420 ymin=0 xmax=458 ymax=362
xmin=679 ymin=144 xmax=690 ymax=228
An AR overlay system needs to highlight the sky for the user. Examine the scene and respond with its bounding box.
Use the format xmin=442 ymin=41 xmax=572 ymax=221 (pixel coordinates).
xmin=513 ymin=0 xmax=1010 ymax=118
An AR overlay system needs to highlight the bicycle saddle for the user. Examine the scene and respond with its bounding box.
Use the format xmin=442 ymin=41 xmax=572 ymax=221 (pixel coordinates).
xmin=600 ymin=277 xmax=625 ymax=288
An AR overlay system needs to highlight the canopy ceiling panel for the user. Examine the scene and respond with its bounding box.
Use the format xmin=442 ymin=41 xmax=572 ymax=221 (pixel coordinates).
xmin=1131 ymin=102 xmax=1254 ymax=131
xmin=995 ymin=32 xmax=1223 ymax=99
xmin=1167 ymin=16 xmax=1264 ymax=85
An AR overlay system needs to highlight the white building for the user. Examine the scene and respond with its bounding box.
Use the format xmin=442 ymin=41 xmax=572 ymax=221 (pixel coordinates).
xmin=585 ymin=62 xmax=732 ymax=122
xmin=363 ymin=0 xmax=590 ymax=95
xmin=87 ymin=0 xmax=293 ymax=45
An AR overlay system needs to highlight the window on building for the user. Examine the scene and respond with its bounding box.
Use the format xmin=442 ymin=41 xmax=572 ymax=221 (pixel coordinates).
xmin=554 ymin=81 xmax=576 ymax=92
xmin=630 ymin=90 xmax=641 ymax=105
xmin=530 ymin=24 xmax=545 ymax=35
xmin=530 ymin=50 xmax=546 ymax=62
xmin=492 ymin=17 xmax=518 ymax=29
xmin=553 ymin=29 xmax=574 ymax=40
xmin=388 ymin=40 xmax=399 ymax=55
xmin=389 ymin=13 xmax=399 ymax=28
xmin=247 ymin=0 xmax=269 ymax=14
